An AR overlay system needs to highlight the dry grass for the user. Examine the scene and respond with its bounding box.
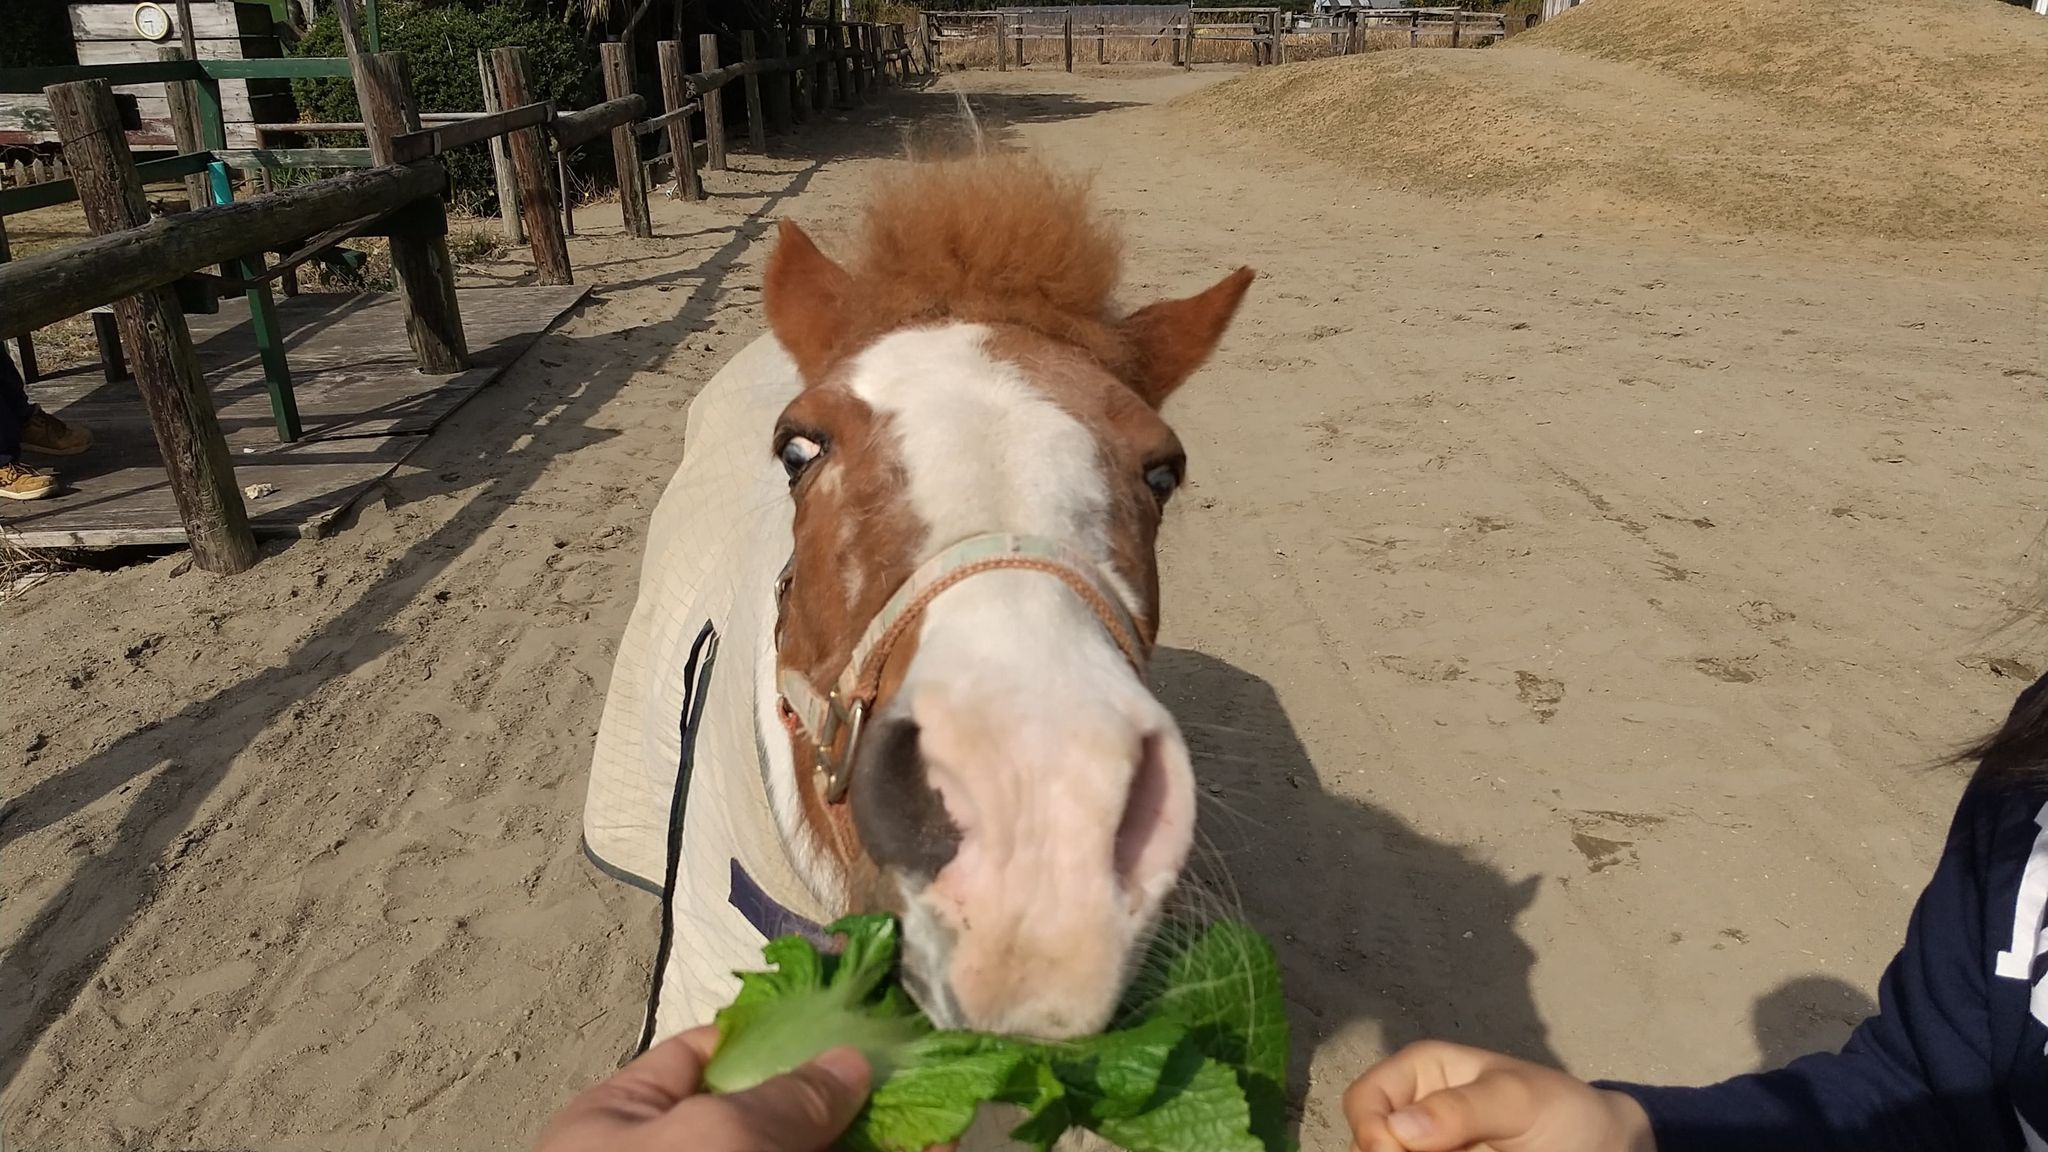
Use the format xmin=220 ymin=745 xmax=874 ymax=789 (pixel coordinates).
xmin=1204 ymin=27 xmax=1483 ymax=62
xmin=447 ymin=218 xmax=508 ymax=265
xmin=1181 ymin=0 xmax=2048 ymax=243
xmin=0 ymin=531 xmax=82 ymax=602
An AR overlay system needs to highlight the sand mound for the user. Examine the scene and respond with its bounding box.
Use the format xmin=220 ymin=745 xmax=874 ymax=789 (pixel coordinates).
xmin=1181 ymin=0 xmax=2048 ymax=241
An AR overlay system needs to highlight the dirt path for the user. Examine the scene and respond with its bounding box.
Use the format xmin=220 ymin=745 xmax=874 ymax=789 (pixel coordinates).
xmin=4 ymin=68 xmax=2044 ymax=1150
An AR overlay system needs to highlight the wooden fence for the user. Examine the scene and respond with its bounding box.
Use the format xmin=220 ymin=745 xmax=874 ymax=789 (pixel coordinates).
xmin=0 ymin=10 xmax=919 ymax=574
xmin=919 ymin=5 xmax=1503 ymax=69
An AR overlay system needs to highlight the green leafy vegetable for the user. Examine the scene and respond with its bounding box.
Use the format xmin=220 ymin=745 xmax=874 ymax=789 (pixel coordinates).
xmin=702 ymin=915 xmax=1293 ymax=1152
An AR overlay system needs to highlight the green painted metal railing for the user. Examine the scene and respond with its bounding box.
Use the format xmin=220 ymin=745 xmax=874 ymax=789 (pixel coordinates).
xmin=0 ymin=57 xmax=352 ymax=94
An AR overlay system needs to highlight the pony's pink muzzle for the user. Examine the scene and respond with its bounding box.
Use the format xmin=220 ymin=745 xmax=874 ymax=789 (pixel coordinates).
xmin=853 ymin=657 xmax=1197 ymax=1038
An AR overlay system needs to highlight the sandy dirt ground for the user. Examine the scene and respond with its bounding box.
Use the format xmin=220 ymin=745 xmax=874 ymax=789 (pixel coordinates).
xmin=4 ymin=66 xmax=2045 ymax=1150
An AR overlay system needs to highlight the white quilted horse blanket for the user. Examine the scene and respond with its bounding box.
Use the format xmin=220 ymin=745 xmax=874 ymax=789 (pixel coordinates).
xmin=584 ymin=334 xmax=834 ymax=1046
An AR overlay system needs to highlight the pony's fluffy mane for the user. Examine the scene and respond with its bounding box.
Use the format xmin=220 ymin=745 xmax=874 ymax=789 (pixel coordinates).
xmin=843 ymin=154 xmax=1133 ymax=371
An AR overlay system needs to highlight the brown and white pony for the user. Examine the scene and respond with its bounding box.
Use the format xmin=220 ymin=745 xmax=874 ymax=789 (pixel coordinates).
xmin=761 ymin=155 xmax=1253 ymax=1037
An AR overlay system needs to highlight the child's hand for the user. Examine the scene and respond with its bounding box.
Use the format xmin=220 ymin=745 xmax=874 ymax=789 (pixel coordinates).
xmin=1342 ymin=1041 xmax=1654 ymax=1152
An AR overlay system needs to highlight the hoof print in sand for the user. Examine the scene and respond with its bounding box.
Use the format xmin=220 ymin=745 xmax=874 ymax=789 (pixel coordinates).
xmin=1515 ymin=671 xmax=1565 ymax=722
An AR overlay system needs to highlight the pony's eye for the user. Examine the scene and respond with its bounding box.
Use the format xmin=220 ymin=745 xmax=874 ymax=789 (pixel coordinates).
xmin=779 ymin=436 xmax=823 ymax=484
xmin=1144 ymin=462 xmax=1180 ymax=503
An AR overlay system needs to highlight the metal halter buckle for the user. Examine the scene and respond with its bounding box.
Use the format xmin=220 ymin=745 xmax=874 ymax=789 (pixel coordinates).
xmin=814 ymin=690 xmax=866 ymax=804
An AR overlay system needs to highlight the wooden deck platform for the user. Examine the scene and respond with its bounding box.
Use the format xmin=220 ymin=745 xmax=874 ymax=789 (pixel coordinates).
xmin=2 ymin=285 xmax=589 ymax=549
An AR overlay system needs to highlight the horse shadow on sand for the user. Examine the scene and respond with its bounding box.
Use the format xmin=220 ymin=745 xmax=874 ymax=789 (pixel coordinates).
xmin=1149 ymin=647 xmax=1559 ymax=1107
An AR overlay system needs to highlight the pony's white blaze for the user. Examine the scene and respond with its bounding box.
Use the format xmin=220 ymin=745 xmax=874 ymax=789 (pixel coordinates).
xmin=848 ymin=324 xmax=1111 ymax=553
xmin=844 ymin=323 xmax=1198 ymax=1037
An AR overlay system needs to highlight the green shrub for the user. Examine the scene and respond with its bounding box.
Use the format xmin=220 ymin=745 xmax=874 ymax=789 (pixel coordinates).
xmin=290 ymin=0 xmax=597 ymax=212
xmin=1 ymin=0 xmax=77 ymax=68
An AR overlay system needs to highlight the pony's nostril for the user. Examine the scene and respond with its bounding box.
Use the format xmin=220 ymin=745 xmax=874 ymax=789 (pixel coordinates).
xmin=849 ymin=715 xmax=962 ymax=880
xmin=1115 ymin=730 xmax=1174 ymax=891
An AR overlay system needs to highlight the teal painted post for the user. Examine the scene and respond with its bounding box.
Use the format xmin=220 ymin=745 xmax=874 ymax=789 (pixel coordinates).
xmin=194 ymin=71 xmax=228 ymax=206
xmin=245 ymin=260 xmax=298 ymax=441
xmin=365 ymin=0 xmax=382 ymax=52
xmin=196 ymin=72 xmax=300 ymax=441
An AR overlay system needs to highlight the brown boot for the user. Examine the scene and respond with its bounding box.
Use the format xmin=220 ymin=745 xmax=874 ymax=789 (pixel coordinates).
xmin=0 ymin=461 xmax=57 ymax=501
xmin=22 ymin=406 xmax=92 ymax=457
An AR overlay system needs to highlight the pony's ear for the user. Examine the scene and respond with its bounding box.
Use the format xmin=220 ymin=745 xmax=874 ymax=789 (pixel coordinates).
xmin=1117 ymin=266 xmax=1255 ymax=407
xmin=765 ymin=219 xmax=854 ymax=386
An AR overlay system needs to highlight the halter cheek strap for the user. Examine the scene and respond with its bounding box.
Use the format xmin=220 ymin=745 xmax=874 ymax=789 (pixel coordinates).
xmin=777 ymin=533 xmax=1150 ymax=804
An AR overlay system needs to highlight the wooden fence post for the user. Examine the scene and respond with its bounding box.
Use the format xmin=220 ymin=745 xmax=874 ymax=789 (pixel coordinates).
xmin=849 ymin=24 xmax=868 ymax=99
xmin=1451 ymin=11 xmax=1462 ymax=47
xmin=491 ymin=46 xmax=572 ymax=285
xmin=601 ymin=42 xmax=653 ymax=239
xmin=833 ymin=20 xmax=857 ymax=105
xmin=45 ymin=79 xmax=256 ymax=574
xmin=658 ymin=40 xmax=704 ymax=200
xmin=994 ymin=13 xmax=1007 ymax=71
xmin=1182 ymin=16 xmax=1195 ymax=69
xmin=158 ymin=47 xmax=212 ymax=211
xmin=349 ymin=50 xmax=468 ymax=373
xmin=740 ymin=31 xmax=768 ymax=151
xmin=782 ymin=27 xmax=805 ymax=126
xmin=1274 ymin=11 xmax=1286 ymax=64
xmin=810 ymin=26 xmax=830 ymax=111
xmin=1063 ymin=12 xmax=1074 ymax=71
xmin=699 ymin=34 xmax=729 ymax=169
xmin=1410 ymin=10 xmax=1420 ymax=47
xmin=478 ymin=48 xmax=524 ymax=244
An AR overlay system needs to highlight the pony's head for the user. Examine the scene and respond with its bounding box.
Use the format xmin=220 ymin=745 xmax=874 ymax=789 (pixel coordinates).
xmin=764 ymin=155 xmax=1252 ymax=1038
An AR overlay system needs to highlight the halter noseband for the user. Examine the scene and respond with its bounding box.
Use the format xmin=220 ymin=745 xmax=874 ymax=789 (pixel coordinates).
xmin=777 ymin=533 xmax=1150 ymax=805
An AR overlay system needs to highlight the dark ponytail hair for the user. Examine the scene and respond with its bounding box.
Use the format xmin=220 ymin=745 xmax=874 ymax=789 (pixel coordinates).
xmin=1967 ymin=675 xmax=2048 ymax=789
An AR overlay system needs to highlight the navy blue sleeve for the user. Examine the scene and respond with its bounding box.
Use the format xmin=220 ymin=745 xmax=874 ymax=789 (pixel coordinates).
xmin=1598 ymin=787 xmax=2014 ymax=1152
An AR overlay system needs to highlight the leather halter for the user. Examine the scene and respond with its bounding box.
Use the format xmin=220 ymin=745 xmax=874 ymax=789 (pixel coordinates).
xmin=776 ymin=533 xmax=1151 ymax=804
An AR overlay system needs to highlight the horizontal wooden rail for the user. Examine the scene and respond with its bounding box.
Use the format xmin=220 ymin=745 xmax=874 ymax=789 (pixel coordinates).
xmin=690 ymin=50 xmax=822 ymax=92
xmin=390 ymin=101 xmax=552 ymax=162
xmin=0 ymin=151 xmax=213 ymax=216
xmin=0 ymin=160 xmax=446 ymax=339
xmin=634 ymin=101 xmax=703 ymax=137
xmin=692 ymin=59 xmax=756 ymax=91
xmin=551 ymin=94 xmax=646 ymax=150
xmin=255 ymin=113 xmax=488 ymax=136
xmin=215 ymin=147 xmax=376 ymax=169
